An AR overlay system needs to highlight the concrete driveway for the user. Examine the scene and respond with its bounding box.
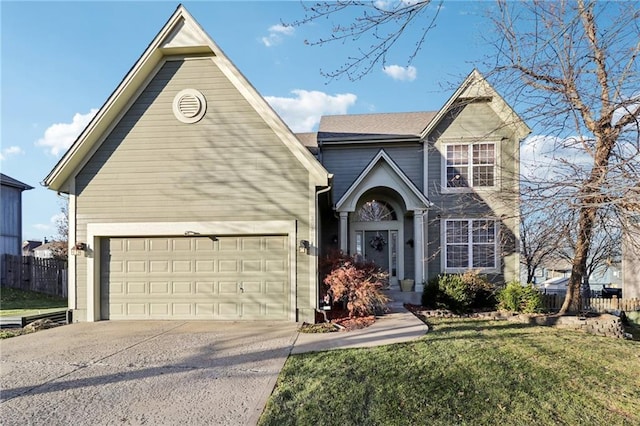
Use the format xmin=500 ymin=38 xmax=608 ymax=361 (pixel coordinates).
xmin=0 ymin=321 xmax=298 ymax=425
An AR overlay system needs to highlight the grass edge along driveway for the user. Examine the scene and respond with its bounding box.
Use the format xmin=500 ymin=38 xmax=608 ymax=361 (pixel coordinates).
xmin=260 ymin=317 xmax=640 ymax=426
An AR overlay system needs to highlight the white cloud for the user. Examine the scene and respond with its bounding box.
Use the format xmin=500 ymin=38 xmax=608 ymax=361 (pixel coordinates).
xmin=0 ymin=145 xmax=24 ymax=161
xmin=32 ymin=212 xmax=65 ymax=234
xmin=260 ymin=24 xmax=294 ymax=47
xmin=36 ymin=108 xmax=98 ymax=156
xmin=265 ymin=90 xmax=357 ymax=132
xmin=383 ymin=64 xmax=417 ymax=81
xmin=520 ymin=134 xmax=593 ymax=182
xmin=33 ymin=223 xmax=52 ymax=232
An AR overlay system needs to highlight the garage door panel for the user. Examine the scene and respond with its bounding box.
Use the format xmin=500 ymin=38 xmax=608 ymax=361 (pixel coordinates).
xmin=266 ymin=281 xmax=285 ymax=294
xmin=127 ymin=303 xmax=146 ymax=316
xmin=219 ymin=302 xmax=238 ymax=316
xmin=196 ymin=282 xmax=214 ymax=294
xmin=266 ymin=303 xmax=286 ymax=317
xmin=101 ymin=236 xmax=289 ymax=320
xmin=195 ymin=260 xmax=215 ymax=272
xmin=149 ymin=282 xmax=169 ymax=294
xmin=242 ymin=281 xmax=261 ymax=293
xmin=150 ymin=303 xmax=169 ymax=316
xmin=219 ymin=281 xmax=239 ymax=294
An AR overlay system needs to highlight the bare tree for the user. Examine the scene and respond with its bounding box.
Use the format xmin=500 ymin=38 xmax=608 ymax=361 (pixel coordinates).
xmin=490 ymin=0 xmax=640 ymax=313
xmin=558 ymin=209 xmax=622 ymax=289
xmin=290 ymin=0 xmax=640 ymax=314
xmin=50 ymin=199 xmax=69 ymax=261
xmin=520 ymin=202 xmax=568 ymax=285
xmin=290 ymin=1 xmax=441 ymax=80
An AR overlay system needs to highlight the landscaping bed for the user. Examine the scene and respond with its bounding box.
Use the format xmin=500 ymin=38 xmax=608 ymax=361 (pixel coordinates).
xmin=300 ymin=306 xmax=376 ymax=333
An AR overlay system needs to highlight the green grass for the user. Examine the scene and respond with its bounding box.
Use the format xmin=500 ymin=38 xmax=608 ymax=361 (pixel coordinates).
xmin=260 ymin=317 xmax=640 ymax=426
xmin=0 ymin=287 xmax=67 ymax=317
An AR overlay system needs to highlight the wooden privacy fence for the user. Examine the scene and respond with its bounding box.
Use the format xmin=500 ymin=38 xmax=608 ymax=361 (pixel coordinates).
xmin=542 ymin=293 xmax=640 ymax=313
xmin=1 ymin=254 xmax=67 ymax=298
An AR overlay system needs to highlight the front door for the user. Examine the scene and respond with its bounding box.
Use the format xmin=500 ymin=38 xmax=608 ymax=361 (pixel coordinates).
xmin=353 ymin=228 xmax=400 ymax=286
xmin=350 ymin=199 xmax=403 ymax=287
xmin=365 ymin=230 xmax=390 ymax=271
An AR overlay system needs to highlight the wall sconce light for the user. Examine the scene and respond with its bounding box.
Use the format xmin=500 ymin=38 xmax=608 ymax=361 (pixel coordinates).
xmin=299 ymin=240 xmax=310 ymax=254
xmin=70 ymin=242 xmax=87 ymax=256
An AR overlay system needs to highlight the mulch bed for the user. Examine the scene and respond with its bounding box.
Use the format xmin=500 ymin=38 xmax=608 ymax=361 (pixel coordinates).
xmin=299 ymin=306 xmax=377 ymax=333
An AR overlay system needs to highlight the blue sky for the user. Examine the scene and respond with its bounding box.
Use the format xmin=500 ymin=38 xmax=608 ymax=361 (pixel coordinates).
xmin=2 ymin=1 xmax=495 ymax=241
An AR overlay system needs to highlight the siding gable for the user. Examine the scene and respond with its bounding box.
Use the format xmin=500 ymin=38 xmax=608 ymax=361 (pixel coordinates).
xmin=45 ymin=5 xmax=328 ymax=192
xmin=76 ymin=58 xmax=310 ymax=222
xmin=323 ymin=143 xmax=423 ymax=202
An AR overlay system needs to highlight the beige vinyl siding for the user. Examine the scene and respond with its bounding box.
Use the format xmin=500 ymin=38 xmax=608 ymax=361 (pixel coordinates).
xmin=73 ymin=57 xmax=314 ymax=318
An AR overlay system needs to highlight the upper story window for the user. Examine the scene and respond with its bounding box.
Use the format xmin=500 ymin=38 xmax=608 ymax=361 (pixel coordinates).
xmin=445 ymin=143 xmax=495 ymax=188
xmin=355 ymin=200 xmax=397 ymax=221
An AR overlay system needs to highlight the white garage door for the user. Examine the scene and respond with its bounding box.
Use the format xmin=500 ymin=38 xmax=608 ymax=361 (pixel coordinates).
xmin=100 ymin=235 xmax=290 ymax=320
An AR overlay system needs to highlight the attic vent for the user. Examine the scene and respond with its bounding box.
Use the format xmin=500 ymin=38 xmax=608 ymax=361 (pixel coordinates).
xmin=173 ymin=89 xmax=206 ymax=123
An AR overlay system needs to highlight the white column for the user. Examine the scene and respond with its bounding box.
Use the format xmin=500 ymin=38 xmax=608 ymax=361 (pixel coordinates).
xmin=414 ymin=210 xmax=425 ymax=292
xmin=339 ymin=211 xmax=349 ymax=253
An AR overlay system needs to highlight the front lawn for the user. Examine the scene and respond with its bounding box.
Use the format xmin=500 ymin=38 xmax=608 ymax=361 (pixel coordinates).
xmin=0 ymin=287 xmax=67 ymax=317
xmin=260 ymin=317 xmax=640 ymax=426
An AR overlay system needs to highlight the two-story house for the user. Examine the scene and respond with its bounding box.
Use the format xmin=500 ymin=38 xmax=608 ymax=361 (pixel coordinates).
xmin=304 ymin=70 xmax=529 ymax=294
xmin=44 ymin=5 xmax=528 ymax=323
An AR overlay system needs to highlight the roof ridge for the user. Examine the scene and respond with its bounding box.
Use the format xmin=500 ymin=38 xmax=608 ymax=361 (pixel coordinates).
xmin=321 ymin=110 xmax=437 ymax=119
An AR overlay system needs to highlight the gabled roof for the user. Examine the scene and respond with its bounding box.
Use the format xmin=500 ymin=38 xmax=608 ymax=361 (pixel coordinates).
xmin=22 ymin=240 xmax=43 ymax=252
xmin=0 ymin=173 xmax=33 ymax=191
xmin=318 ymin=111 xmax=436 ymax=142
xmin=315 ymin=69 xmax=528 ymax=144
xmin=335 ymin=150 xmax=431 ymax=212
xmin=421 ymin=69 xmax=530 ymax=141
xmin=43 ymin=4 xmax=330 ymax=191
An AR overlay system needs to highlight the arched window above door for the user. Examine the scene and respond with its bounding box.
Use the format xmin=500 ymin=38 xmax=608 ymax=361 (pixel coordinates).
xmin=355 ymin=200 xmax=397 ymax=221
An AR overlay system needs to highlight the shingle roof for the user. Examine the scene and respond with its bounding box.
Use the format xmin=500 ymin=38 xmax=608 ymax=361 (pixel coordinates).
xmin=0 ymin=173 xmax=33 ymax=190
xmin=295 ymin=132 xmax=318 ymax=148
xmin=318 ymin=111 xmax=437 ymax=140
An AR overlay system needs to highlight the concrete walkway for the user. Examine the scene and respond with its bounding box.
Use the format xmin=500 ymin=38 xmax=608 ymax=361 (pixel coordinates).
xmin=291 ymin=296 xmax=428 ymax=354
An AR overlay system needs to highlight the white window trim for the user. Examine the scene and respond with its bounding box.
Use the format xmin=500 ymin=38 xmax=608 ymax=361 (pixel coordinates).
xmin=441 ymin=141 xmax=499 ymax=193
xmin=441 ymin=218 xmax=499 ymax=273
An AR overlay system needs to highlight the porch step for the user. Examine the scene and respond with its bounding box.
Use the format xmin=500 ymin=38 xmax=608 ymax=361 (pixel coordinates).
xmin=384 ymin=289 xmax=422 ymax=313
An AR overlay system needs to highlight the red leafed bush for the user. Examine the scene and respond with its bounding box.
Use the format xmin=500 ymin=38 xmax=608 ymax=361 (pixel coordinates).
xmin=321 ymin=250 xmax=389 ymax=318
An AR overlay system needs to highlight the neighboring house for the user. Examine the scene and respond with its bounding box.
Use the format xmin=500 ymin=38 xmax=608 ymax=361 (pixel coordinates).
xmin=1 ymin=173 xmax=33 ymax=286
xmin=32 ymin=241 xmax=64 ymax=259
xmin=538 ymin=276 xmax=570 ymax=295
xmin=22 ymin=240 xmax=43 ymax=256
xmin=43 ymin=6 xmax=528 ymax=323
xmin=1 ymin=174 xmax=33 ymax=257
xmin=536 ymin=259 xmax=623 ymax=296
xmin=622 ymin=214 xmax=640 ymax=299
